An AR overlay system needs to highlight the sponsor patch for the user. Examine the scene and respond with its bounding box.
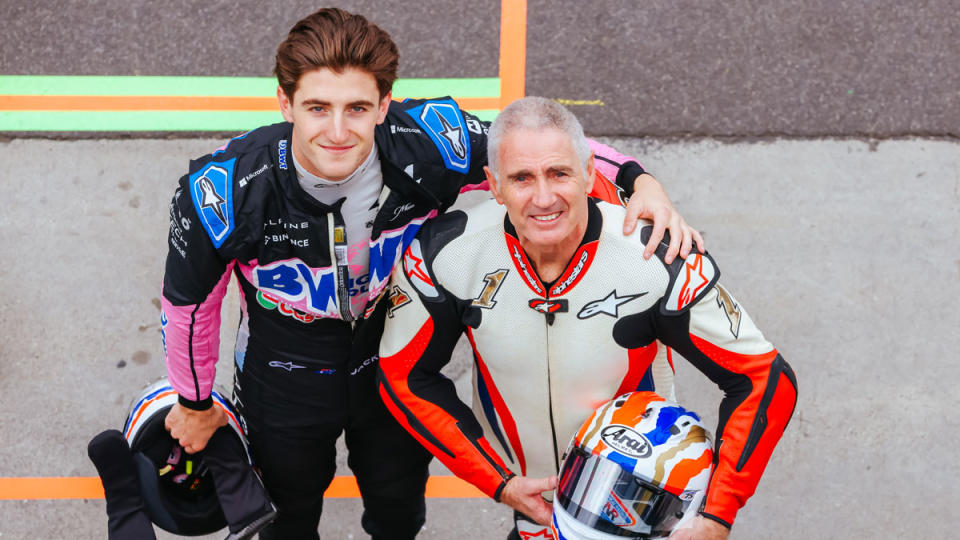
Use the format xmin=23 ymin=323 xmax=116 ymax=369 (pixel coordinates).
xmin=190 ymin=158 xmax=236 ymax=248
xmin=252 ymin=259 xmax=338 ymax=316
xmin=600 ymin=492 xmax=637 ymax=527
xmin=714 ymin=284 xmax=742 ymax=338
xmin=256 ymin=290 xmax=317 ymax=323
xmin=406 ymin=99 xmax=471 ymax=173
xmin=528 ymin=298 xmax=568 ymax=314
xmin=600 ymin=425 xmax=652 ymax=458
xmin=472 ymin=269 xmax=509 ymax=309
xmin=277 ymin=140 xmax=288 ymax=170
xmin=662 ymin=252 xmax=719 ymax=314
xmin=549 ymin=243 xmax=595 ymax=296
xmin=351 ymin=355 xmax=378 ymax=376
xmin=386 ymin=285 xmax=411 ymax=318
xmin=268 ymin=361 xmax=305 ymax=371
xmin=577 ymin=290 xmax=647 ymax=319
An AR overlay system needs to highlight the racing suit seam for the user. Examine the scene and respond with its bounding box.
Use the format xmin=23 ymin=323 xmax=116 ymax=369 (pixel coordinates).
xmin=188 ymin=303 xmax=202 ymax=401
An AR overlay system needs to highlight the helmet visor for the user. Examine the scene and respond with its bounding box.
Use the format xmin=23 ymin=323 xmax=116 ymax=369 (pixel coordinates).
xmin=555 ymin=446 xmax=688 ymax=537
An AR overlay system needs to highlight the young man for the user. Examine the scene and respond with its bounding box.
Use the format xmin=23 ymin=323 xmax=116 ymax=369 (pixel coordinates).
xmin=161 ymin=8 xmax=699 ymax=539
xmin=378 ymin=97 xmax=798 ymax=539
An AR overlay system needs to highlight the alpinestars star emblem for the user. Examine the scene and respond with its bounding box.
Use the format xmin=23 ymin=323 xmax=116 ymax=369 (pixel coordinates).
xmin=577 ymin=290 xmax=647 ymax=319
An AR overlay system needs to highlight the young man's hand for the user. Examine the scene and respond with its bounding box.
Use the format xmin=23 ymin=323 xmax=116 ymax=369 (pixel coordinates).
xmin=623 ymin=173 xmax=705 ymax=264
xmin=164 ymin=402 xmax=227 ymax=454
xmin=499 ymin=475 xmax=558 ymax=526
xmin=668 ymin=515 xmax=731 ymax=540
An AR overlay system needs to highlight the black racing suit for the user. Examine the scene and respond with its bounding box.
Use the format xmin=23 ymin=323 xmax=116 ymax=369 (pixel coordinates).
xmin=161 ymin=98 xmax=645 ymax=538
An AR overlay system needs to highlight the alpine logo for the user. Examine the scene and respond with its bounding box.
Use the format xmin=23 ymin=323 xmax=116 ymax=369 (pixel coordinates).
xmin=528 ymin=299 xmax=568 ymax=314
xmin=577 ymin=290 xmax=647 ymax=319
xmin=406 ymin=99 xmax=471 ymax=173
xmin=600 ymin=425 xmax=652 ymax=458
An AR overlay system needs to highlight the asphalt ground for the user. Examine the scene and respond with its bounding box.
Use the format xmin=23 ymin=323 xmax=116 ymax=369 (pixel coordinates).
xmin=1 ymin=0 xmax=958 ymax=136
xmin=1 ymin=136 xmax=958 ymax=538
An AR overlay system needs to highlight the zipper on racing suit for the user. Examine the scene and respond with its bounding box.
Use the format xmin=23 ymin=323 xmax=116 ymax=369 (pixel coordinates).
xmin=543 ymin=291 xmax=561 ymax=473
xmin=328 ymin=211 xmax=354 ymax=322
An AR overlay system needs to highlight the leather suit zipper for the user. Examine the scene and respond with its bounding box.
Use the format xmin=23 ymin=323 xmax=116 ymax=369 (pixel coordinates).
xmin=328 ymin=212 xmax=354 ymax=322
xmin=544 ymin=291 xmax=561 ymax=473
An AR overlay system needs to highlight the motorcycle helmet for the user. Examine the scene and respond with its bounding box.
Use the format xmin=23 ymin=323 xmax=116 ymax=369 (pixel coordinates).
xmin=121 ymin=378 xmax=250 ymax=535
xmin=551 ymin=391 xmax=713 ymax=539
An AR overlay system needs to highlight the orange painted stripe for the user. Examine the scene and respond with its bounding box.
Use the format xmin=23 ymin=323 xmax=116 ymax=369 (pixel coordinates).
xmin=0 ymin=95 xmax=501 ymax=112
xmin=0 ymin=477 xmax=105 ymax=500
xmin=424 ymin=476 xmax=486 ymax=498
xmin=0 ymin=475 xmax=485 ymax=500
xmin=499 ymin=0 xmax=527 ymax=109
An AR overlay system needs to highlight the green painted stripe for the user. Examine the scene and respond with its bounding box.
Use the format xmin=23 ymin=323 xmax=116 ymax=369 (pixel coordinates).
xmin=0 ymin=109 xmax=499 ymax=131
xmin=0 ymin=111 xmax=285 ymax=131
xmin=0 ymin=76 xmax=500 ymax=98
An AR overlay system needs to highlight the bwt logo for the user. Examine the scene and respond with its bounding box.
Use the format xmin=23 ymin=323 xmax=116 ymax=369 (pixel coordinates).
xmin=600 ymin=425 xmax=652 ymax=458
xmin=367 ymin=220 xmax=425 ymax=295
xmin=253 ymin=259 xmax=337 ymax=315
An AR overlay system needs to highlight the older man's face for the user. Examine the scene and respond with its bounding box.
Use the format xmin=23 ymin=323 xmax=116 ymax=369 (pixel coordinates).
xmin=486 ymin=127 xmax=595 ymax=254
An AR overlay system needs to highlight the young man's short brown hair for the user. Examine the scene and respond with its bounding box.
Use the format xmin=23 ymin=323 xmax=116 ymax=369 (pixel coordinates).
xmin=275 ymin=8 xmax=399 ymax=100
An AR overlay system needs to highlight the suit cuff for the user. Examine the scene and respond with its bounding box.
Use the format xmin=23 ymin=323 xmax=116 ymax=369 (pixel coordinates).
xmin=178 ymin=394 xmax=213 ymax=411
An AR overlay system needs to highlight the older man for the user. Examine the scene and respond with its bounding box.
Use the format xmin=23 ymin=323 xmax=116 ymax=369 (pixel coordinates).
xmin=378 ymin=97 xmax=797 ymax=539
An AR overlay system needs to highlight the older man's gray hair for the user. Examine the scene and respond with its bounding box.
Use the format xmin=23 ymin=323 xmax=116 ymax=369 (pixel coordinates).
xmin=486 ymin=96 xmax=591 ymax=178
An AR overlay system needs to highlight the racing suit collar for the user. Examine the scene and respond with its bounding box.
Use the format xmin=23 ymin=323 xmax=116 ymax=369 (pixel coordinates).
xmin=503 ymin=197 xmax=603 ymax=294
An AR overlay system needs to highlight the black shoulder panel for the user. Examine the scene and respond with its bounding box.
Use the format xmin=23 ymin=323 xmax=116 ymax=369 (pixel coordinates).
xmin=640 ymin=225 xmax=721 ymax=315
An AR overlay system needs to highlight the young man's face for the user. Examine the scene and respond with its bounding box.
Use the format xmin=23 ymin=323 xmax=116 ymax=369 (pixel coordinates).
xmin=486 ymin=127 xmax=595 ymax=256
xmin=278 ymin=67 xmax=391 ymax=181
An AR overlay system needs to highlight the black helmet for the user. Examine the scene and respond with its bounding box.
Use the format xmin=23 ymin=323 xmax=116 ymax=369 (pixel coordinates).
xmin=89 ymin=378 xmax=274 ymax=538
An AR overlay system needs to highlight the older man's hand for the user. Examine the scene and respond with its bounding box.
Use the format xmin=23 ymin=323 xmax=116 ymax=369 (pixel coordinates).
xmin=623 ymin=173 xmax=705 ymax=264
xmin=499 ymin=475 xmax=558 ymax=526
xmin=668 ymin=515 xmax=731 ymax=540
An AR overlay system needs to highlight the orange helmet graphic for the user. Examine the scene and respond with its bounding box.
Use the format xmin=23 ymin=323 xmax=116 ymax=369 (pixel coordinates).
xmin=552 ymin=391 xmax=713 ymax=539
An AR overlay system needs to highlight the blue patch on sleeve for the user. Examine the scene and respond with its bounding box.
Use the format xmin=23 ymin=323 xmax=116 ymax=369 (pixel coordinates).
xmin=406 ymin=99 xmax=471 ymax=173
xmin=189 ymin=158 xmax=236 ymax=248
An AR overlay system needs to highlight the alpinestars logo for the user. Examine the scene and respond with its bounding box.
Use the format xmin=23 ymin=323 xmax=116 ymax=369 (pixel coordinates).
xmin=268 ymin=361 xmax=305 ymax=372
xmin=528 ymin=299 xmax=568 ymax=314
xmin=678 ymin=254 xmax=709 ymax=310
xmin=511 ymin=244 xmax=543 ymax=295
xmin=436 ymin=113 xmax=466 ymax=159
xmin=577 ymin=290 xmax=647 ymax=319
xmin=197 ymin=173 xmax=228 ymax=226
xmin=550 ymin=249 xmax=589 ymax=295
